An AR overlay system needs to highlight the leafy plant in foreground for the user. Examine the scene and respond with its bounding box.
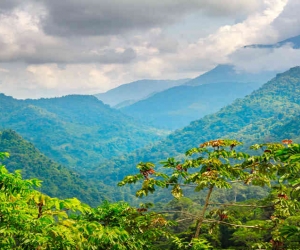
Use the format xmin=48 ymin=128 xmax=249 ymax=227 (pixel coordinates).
xmin=119 ymin=139 xmax=300 ymax=249
xmin=0 ymin=152 xmax=172 ymax=249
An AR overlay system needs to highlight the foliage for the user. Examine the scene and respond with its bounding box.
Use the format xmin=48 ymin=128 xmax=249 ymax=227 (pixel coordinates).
xmin=91 ymin=66 xmax=300 ymax=195
xmin=0 ymin=152 xmax=173 ymax=249
xmin=0 ymin=129 xmax=113 ymax=206
xmin=0 ymin=94 xmax=167 ymax=170
xmin=119 ymin=139 xmax=300 ymax=249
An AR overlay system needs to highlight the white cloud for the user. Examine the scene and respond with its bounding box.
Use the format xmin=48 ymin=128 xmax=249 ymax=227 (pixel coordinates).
xmin=0 ymin=8 xmax=134 ymax=64
xmin=0 ymin=67 xmax=9 ymax=73
xmin=230 ymin=45 xmax=300 ymax=73
xmin=180 ymin=0 xmax=287 ymax=65
xmin=0 ymin=0 xmax=298 ymax=99
xmin=270 ymin=0 xmax=300 ymax=40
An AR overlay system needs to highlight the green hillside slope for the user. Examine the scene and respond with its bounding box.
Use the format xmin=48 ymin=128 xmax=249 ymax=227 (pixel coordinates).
xmin=0 ymin=130 xmax=110 ymax=206
xmin=121 ymin=81 xmax=263 ymax=129
xmin=0 ymin=94 xmax=166 ymax=169
xmin=92 ymin=67 xmax=300 ymax=187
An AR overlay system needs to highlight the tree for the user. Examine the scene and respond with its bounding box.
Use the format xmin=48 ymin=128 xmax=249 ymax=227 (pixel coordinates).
xmin=0 ymin=152 xmax=172 ymax=249
xmin=119 ymin=139 xmax=300 ymax=249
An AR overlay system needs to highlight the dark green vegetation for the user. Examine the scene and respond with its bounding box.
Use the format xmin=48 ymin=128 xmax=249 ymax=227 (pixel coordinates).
xmin=2 ymin=138 xmax=299 ymax=249
xmin=92 ymin=67 xmax=300 ymax=187
xmin=0 ymin=151 xmax=173 ymax=249
xmin=121 ymin=81 xmax=263 ymax=129
xmin=0 ymin=94 xmax=166 ymax=169
xmin=119 ymin=140 xmax=300 ymax=249
xmin=0 ymin=129 xmax=111 ymax=206
xmin=95 ymin=79 xmax=190 ymax=107
xmin=1 ymin=65 xmax=300 ymax=249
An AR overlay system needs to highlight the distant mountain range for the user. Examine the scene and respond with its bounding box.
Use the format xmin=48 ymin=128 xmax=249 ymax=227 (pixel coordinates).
xmin=89 ymin=66 xmax=300 ymax=193
xmin=2 ymin=66 xmax=300 ymax=205
xmin=121 ymin=81 xmax=263 ymax=129
xmin=0 ymin=94 xmax=167 ymax=169
xmin=94 ymin=79 xmax=190 ymax=107
xmin=1 ymin=35 xmax=300 ymax=206
xmin=118 ymin=35 xmax=300 ymax=130
xmin=183 ymin=34 xmax=300 ymax=88
xmin=184 ymin=64 xmax=275 ymax=87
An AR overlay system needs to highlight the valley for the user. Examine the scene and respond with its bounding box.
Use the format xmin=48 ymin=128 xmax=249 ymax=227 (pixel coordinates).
xmin=1 ymin=3 xmax=300 ymax=247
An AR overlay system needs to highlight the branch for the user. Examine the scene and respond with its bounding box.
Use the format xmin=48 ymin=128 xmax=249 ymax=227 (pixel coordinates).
xmin=208 ymin=203 xmax=274 ymax=208
xmin=165 ymin=180 xmax=243 ymax=188
xmin=176 ymin=218 xmax=194 ymax=223
xmin=194 ymin=184 xmax=214 ymax=238
xmin=159 ymin=210 xmax=197 ymax=218
xmin=165 ymin=183 xmax=199 ymax=187
xmin=203 ymin=219 xmax=270 ymax=230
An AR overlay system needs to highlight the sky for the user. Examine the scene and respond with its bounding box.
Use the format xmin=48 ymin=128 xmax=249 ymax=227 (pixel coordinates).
xmin=0 ymin=0 xmax=300 ymax=99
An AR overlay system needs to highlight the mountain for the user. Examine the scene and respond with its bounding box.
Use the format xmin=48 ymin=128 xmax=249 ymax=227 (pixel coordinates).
xmin=184 ymin=64 xmax=275 ymax=87
xmin=121 ymin=81 xmax=263 ymax=129
xmin=0 ymin=129 xmax=110 ymax=206
xmin=94 ymin=79 xmax=190 ymax=107
xmin=185 ymin=35 xmax=300 ymax=87
xmin=0 ymin=94 xmax=167 ymax=169
xmin=119 ymin=35 xmax=300 ymax=130
xmin=244 ymin=34 xmax=300 ymax=49
xmin=90 ymin=66 xmax=300 ymax=189
xmin=269 ymin=114 xmax=300 ymax=142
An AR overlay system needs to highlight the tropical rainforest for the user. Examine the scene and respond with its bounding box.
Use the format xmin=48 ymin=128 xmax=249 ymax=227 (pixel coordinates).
xmin=1 ymin=66 xmax=300 ymax=249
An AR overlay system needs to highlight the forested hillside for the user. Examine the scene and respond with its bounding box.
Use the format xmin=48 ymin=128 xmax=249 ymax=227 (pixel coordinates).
xmin=2 ymin=1 xmax=300 ymax=248
xmin=1 ymin=67 xmax=300 ymax=249
xmin=0 ymin=94 xmax=167 ymax=169
xmin=91 ymin=67 xmax=300 ymax=186
xmin=121 ymin=81 xmax=263 ymax=129
xmin=2 ymin=136 xmax=299 ymax=249
xmin=0 ymin=129 xmax=110 ymax=206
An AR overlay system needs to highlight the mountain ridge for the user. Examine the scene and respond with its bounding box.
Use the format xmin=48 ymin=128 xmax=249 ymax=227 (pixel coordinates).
xmin=89 ymin=66 xmax=300 ymax=190
xmin=244 ymin=34 xmax=300 ymax=49
xmin=121 ymin=80 xmax=265 ymax=129
xmin=0 ymin=129 xmax=110 ymax=206
xmin=0 ymin=94 xmax=167 ymax=169
xmin=95 ymin=79 xmax=190 ymax=107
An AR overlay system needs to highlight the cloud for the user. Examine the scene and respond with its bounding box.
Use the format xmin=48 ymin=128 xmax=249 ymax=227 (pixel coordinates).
xmin=230 ymin=45 xmax=300 ymax=73
xmin=40 ymin=0 xmax=263 ymax=37
xmin=0 ymin=67 xmax=9 ymax=73
xmin=0 ymin=63 xmax=117 ymax=99
xmin=225 ymin=0 xmax=300 ymax=74
xmin=0 ymin=0 xmax=297 ymax=99
xmin=270 ymin=0 xmax=300 ymax=40
xmin=152 ymin=0 xmax=288 ymax=74
xmin=0 ymin=1 xmax=23 ymax=12
xmin=0 ymin=0 xmax=280 ymax=66
xmin=0 ymin=9 xmax=135 ymax=64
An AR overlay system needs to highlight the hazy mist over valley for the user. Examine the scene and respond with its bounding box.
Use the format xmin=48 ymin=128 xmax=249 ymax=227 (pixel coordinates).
xmin=1 ymin=0 xmax=300 ymax=249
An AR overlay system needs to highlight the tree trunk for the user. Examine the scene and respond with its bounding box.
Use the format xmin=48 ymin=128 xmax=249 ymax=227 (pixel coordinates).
xmin=194 ymin=185 xmax=214 ymax=238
